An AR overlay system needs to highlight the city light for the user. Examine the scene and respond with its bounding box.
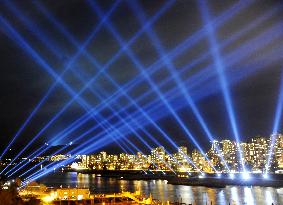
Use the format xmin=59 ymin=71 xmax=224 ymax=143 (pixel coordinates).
xmin=263 ymin=173 xmax=269 ymax=179
xmin=89 ymin=0 xmax=219 ymax=172
xmin=8 ymin=132 xmax=283 ymax=190
xmin=198 ymin=0 xmax=247 ymax=172
xmin=1 ymin=0 xmax=176 ymax=176
xmin=2 ymin=1 xmax=248 ymax=171
xmin=5 ymin=0 xmax=278 ymax=179
xmin=127 ymin=0 xmax=229 ymax=172
xmin=229 ymin=173 xmax=235 ymax=180
xmin=199 ymin=173 xmax=206 ymax=178
xmin=266 ymin=70 xmax=283 ymax=171
xmin=42 ymin=195 xmax=54 ymax=203
xmin=242 ymin=172 xmax=251 ymax=180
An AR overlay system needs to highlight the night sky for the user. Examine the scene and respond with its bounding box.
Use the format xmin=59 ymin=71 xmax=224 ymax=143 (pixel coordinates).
xmin=0 ymin=0 xmax=283 ymax=156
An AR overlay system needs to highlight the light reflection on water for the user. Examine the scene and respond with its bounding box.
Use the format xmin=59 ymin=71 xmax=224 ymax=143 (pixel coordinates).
xmin=244 ymin=187 xmax=254 ymax=205
xmin=38 ymin=172 xmax=283 ymax=205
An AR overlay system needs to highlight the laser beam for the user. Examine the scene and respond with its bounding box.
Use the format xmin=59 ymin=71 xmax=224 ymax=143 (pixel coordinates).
xmin=198 ymin=0 xmax=247 ymax=172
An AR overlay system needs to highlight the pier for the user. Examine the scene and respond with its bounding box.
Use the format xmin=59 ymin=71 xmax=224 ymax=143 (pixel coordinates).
xmin=20 ymin=185 xmax=160 ymax=204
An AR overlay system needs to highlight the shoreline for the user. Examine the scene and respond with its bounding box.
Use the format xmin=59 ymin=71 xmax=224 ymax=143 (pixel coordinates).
xmin=63 ymin=170 xmax=283 ymax=188
xmin=167 ymin=177 xmax=283 ymax=188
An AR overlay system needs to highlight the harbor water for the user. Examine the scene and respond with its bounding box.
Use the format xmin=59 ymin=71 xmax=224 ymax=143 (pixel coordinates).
xmin=37 ymin=172 xmax=283 ymax=205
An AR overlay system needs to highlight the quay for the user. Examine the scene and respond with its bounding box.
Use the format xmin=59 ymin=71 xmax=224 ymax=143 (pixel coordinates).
xmin=19 ymin=185 xmax=161 ymax=204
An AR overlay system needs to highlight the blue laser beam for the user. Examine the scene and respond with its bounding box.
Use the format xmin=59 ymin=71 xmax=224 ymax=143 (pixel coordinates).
xmin=5 ymin=0 xmax=276 ymax=176
xmin=0 ymin=85 xmax=56 ymax=160
xmin=271 ymin=71 xmax=283 ymax=135
xmin=3 ymin=0 xmax=63 ymax=59
xmin=76 ymin=69 xmax=184 ymax=173
xmin=28 ymin=0 xmax=250 ymax=154
xmin=15 ymin=58 xmax=191 ymax=177
xmin=10 ymin=0 xmax=174 ymax=161
xmin=266 ymin=69 xmax=283 ymax=171
xmin=74 ymin=69 xmax=178 ymax=171
xmin=63 ymin=20 xmax=283 ymax=171
xmin=87 ymin=0 xmax=217 ymax=172
xmin=25 ymin=111 xmax=198 ymax=182
xmin=9 ymin=6 xmax=282 ymax=176
xmin=198 ymin=0 xmax=247 ymax=171
xmin=25 ymin=52 xmax=253 ymax=178
xmin=3 ymin=0 xmax=178 ymax=176
xmin=0 ymin=0 xmax=85 ymax=161
xmin=22 ymin=49 xmax=282 ymax=181
xmin=85 ymin=0 xmax=199 ymax=171
xmin=8 ymin=1 xmax=173 ymax=173
xmin=128 ymin=0 xmax=229 ymax=171
xmin=10 ymin=4 xmax=280 ymax=176
xmin=3 ymin=0 xmax=282 ymax=181
xmin=0 ymin=1 xmax=121 ymax=174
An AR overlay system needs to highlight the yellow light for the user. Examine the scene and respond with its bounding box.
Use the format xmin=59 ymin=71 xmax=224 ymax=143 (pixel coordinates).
xmin=42 ymin=195 xmax=54 ymax=203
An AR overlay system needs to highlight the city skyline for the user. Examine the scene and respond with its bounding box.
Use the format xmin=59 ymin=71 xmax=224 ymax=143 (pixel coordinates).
xmin=2 ymin=133 xmax=282 ymax=177
xmin=61 ymin=133 xmax=283 ymax=173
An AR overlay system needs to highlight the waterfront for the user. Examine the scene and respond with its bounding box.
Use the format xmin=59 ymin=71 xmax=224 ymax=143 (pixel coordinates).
xmin=36 ymin=172 xmax=283 ymax=205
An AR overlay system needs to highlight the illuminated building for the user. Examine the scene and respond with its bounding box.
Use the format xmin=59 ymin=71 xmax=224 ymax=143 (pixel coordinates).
xmin=249 ymin=137 xmax=269 ymax=170
xmin=220 ymin=140 xmax=238 ymax=170
xmin=207 ymin=141 xmax=224 ymax=171
xmin=50 ymin=154 xmax=71 ymax=162
xmin=274 ymin=134 xmax=283 ymax=168
xmin=2 ymin=134 xmax=283 ymax=174
xmin=151 ymin=146 xmax=165 ymax=166
xmin=51 ymin=188 xmax=90 ymax=200
xmin=240 ymin=142 xmax=249 ymax=162
xmin=192 ymin=149 xmax=211 ymax=172
xmin=175 ymin=146 xmax=187 ymax=163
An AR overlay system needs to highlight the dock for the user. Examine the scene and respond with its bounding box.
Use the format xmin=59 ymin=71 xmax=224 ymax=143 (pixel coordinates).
xmin=20 ymin=186 xmax=162 ymax=204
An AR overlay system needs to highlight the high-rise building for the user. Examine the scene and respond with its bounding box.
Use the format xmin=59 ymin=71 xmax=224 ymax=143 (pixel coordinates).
xmin=176 ymin=146 xmax=188 ymax=163
xmin=100 ymin=151 xmax=107 ymax=161
xmin=273 ymin=134 xmax=283 ymax=169
xmin=24 ymin=134 xmax=283 ymax=173
xmin=240 ymin=142 xmax=249 ymax=162
xmin=151 ymin=146 xmax=165 ymax=164
xmin=192 ymin=149 xmax=212 ymax=172
xmin=211 ymin=140 xmax=220 ymax=154
xmin=274 ymin=134 xmax=283 ymax=158
xmin=220 ymin=140 xmax=237 ymax=168
xmin=249 ymin=136 xmax=269 ymax=170
xmin=207 ymin=141 xmax=224 ymax=171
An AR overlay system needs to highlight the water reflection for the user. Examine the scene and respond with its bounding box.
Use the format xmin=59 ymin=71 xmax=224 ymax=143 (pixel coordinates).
xmin=265 ymin=188 xmax=274 ymax=205
xmin=38 ymin=172 xmax=283 ymax=205
xmin=230 ymin=186 xmax=240 ymax=205
xmin=218 ymin=190 xmax=226 ymax=205
xmin=207 ymin=188 xmax=216 ymax=204
xmin=244 ymin=187 xmax=254 ymax=205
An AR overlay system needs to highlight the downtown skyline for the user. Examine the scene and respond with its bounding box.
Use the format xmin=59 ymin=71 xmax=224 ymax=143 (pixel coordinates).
xmin=1 ymin=133 xmax=282 ymax=178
